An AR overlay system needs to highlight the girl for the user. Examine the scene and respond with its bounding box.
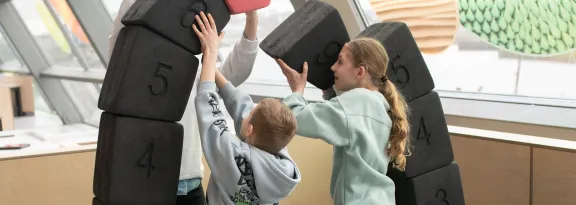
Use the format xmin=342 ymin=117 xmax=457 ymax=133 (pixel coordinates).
xmin=277 ymin=37 xmax=410 ymax=205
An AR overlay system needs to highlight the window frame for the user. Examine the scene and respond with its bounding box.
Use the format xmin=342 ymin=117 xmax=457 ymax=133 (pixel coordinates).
xmin=3 ymin=0 xmax=576 ymax=130
xmin=227 ymin=0 xmax=576 ymax=130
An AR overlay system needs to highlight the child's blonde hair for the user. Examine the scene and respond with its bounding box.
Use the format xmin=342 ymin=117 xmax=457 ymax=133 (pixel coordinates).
xmin=250 ymin=98 xmax=298 ymax=153
xmin=346 ymin=37 xmax=411 ymax=171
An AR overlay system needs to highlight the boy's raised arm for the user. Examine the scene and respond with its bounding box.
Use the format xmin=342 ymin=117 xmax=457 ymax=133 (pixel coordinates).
xmin=193 ymin=12 xmax=242 ymax=195
xmin=195 ymin=82 xmax=242 ymax=195
xmin=216 ymin=70 xmax=254 ymax=138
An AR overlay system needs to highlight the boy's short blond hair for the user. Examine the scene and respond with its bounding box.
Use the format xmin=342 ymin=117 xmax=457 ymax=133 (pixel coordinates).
xmin=250 ymin=98 xmax=297 ymax=153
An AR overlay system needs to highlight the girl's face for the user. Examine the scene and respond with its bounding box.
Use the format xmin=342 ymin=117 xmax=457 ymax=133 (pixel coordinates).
xmin=331 ymin=45 xmax=365 ymax=92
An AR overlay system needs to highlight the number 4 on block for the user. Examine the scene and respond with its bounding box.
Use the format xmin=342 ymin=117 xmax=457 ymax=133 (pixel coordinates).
xmin=93 ymin=112 xmax=184 ymax=205
xmin=98 ymin=26 xmax=199 ymax=122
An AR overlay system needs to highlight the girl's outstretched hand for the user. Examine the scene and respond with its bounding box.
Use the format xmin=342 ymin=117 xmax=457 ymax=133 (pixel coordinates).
xmin=192 ymin=11 xmax=225 ymax=56
xmin=276 ymin=59 xmax=308 ymax=94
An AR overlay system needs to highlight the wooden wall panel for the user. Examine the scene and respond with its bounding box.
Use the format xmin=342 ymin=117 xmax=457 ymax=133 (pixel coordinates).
xmin=0 ymin=75 xmax=34 ymax=114
xmin=532 ymin=148 xmax=576 ymax=205
xmin=0 ymin=151 xmax=95 ymax=205
xmin=0 ymin=85 xmax=16 ymax=130
xmin=451 ymin=135 xmax=531 ymax=205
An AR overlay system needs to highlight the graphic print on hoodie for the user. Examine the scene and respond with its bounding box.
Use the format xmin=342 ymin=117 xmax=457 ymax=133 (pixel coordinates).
xmin=195 ymin=82 xmax=301 ymax=205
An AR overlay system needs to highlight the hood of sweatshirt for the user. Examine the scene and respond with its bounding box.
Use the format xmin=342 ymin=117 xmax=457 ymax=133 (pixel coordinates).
xmin=248 ymin=147 xmax=301 ymax=204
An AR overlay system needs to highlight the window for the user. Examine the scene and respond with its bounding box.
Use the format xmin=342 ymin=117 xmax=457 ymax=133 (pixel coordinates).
xmin=101 ymin=0 xmax=123 ymax=20
xmin=32 ymin=80 xmax=54 ymax=114
xmin=219 ymin=0 xmax=295 ymax=85
xmin=0 ymin=27 xmax=24 ymax=71
xmin=44 ymin=0 xmax=105 ymax=70
xmin=85 ymin=83 xmax=103 ymax=127
xmin=60 ymin=79 xmax=99 ymax=121
xmin=356 ymin=0 xmax=576 ymax=101
xmin=12 ymin=0 xmax=83 ymax=68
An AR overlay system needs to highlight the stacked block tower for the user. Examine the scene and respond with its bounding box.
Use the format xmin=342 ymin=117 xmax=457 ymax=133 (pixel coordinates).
xmin=261 ymin=1 xmax=466 ymax=204
xmin=93 ymin=0 xmax=239 ymax=204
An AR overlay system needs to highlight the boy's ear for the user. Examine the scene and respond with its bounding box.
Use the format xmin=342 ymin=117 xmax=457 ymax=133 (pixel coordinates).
xmin=246 ymin=124 xmax=254 ymax=137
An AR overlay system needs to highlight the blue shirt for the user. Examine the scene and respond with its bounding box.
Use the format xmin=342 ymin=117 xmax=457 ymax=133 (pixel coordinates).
xmin=177 ymin=178 xmax=201 ymax=195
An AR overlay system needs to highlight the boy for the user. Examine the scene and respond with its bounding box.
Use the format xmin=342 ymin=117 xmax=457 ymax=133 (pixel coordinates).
xmin=193 ymin=12 xmax=301 ymax=205
xmin=108 ymin=1 xmax=261 ymax=204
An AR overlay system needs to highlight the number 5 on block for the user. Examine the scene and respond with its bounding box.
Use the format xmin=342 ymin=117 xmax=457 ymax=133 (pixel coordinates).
xmin=99 ymin=26 xmax=199 ymax=122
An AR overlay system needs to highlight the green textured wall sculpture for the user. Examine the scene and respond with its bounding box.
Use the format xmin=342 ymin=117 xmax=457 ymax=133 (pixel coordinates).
xmin=459 ymin=0 xmax=576 ymax=56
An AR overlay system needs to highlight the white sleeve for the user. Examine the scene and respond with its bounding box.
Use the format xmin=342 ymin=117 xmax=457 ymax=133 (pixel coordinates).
xmin=108 ymin=0 xmax=137 ymax=60
xmin=219 ymin=34 xmax=259 ymax=87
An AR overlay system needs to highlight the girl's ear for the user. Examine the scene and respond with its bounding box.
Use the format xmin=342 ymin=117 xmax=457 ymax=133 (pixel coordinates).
xmin=357 ymin=65 xmax=367 ymax=77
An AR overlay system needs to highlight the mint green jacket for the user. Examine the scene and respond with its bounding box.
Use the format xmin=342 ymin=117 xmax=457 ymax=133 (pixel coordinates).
xmin=283 ymin=88 xmax=395 ymax=205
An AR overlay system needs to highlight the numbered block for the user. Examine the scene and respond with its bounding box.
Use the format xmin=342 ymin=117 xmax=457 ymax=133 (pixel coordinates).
xmin=92 ymin=197 xmax=105 ymax=205
xmin=93 ymin=112 xmax=183 ymax=205
xmin=98 ymin=26 xmax=199 ymax=122
xmin=225 ymin=0 xmax=270 ymax=14
xmin=391 ymin=162 xmax=465 ymax=205
xmin=388 ymin=91 xmax=454 ymax=178
xmin=259 ymin=0 xmax=350 ymax=90
xmin=357 ymin=22 xmax=434 ymax=101
xmin=121 ymin=0 xmax=231 ymax=54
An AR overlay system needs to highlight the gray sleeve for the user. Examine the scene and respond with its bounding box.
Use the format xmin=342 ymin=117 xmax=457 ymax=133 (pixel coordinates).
xmin=194 ymin=82 xmax=242 ymax=194
xmin=218 ymin=81 xmax=255 ymax=140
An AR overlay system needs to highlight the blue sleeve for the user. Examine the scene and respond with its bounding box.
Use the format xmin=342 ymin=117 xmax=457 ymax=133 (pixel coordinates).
xmin=282 ymin=93 xmax=350 ymax=146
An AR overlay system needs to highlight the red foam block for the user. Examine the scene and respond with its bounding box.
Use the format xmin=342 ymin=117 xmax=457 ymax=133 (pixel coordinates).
xmin=225 ymin=0 xmax=271 ymax=14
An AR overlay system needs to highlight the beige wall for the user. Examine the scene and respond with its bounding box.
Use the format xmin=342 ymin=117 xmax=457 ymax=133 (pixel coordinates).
xmin=451 ymin=135 xmax=576 ymax=205
xmin=2 ymin=133 xmax=576 ymax=205
xmin=0 ymin=151 xmax=95 ymax=205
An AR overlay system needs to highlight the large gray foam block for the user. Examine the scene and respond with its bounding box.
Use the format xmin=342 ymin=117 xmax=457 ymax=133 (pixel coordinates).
xmin=387 ymin=91 xmax=454 ymax=179
xmin=121 ymin=0 xmax=231 ymax=54
xmin=260 ymin=0 xmax=350 ymax=90
xmin=93 ymin=112 xmax=183 ymax=205
xmin=92 ymin=197 xmax=105 ymax=205
xmin=358 ymin=22 xmax=434 ymax=101
xmin=99 ymin=26 xmax=199 ymax=122
xmin=391 ymin=162 xmax=466 ymax=205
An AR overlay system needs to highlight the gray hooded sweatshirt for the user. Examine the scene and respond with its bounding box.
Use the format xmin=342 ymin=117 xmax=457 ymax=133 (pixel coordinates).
xmin=195 ymin=81 xmax=301 ymax=205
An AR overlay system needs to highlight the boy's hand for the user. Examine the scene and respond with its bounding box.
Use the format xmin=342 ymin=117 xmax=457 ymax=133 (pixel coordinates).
xmin=192 ymin=11 xmax=225 ymax=56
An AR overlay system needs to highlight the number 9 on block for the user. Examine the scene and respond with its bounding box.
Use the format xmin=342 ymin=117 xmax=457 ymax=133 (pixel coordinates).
xmin=93 ymin=112 xmax=184 ymax=205
xmin=99 ymin=26 xmax=199 ymax=122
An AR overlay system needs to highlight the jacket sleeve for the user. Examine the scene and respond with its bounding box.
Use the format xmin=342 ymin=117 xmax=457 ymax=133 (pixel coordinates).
xmin=283 ymin=93 xmax=350 ymax=146
xmin=195 ymin=82 xmax=243 ymax=195
xmin=219 ymin=34 xmax=259 ymax=87
xmin=108 ymin=0 xmax=136 ymax=60
xmin=218 ymin=81 xmax=255 ymax=140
